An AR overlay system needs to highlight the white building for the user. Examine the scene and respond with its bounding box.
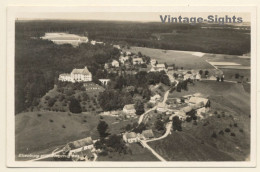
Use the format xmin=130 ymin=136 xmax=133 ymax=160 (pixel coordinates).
xmin=150 ymin=59 xmax=157 ymax=66
xmin=99 ymin=79 xmax=111 ymax=85
xmin=119 ymin=56 xmax=129 ymax=64
xmin=189 ymin=97 xmax=209 ymax=107
xmin=123 ymin=104 xmax=136 ymax=115
xmin=113 ymin=45 xmax=121 ymax=49
xmin=62 ymin=137 xmax=94 ymax=157
xmin=111 ymin=60 xmax=120 ymax=67
xmin=150 ymin=94 xmax=161 ymax=104
xmin=133 ymin=58 xmax=144 ymax=65
xmin=41 ymin=32 xmax=88 ymax=47
xmin=58 ymin=66 xmax=92 ymax=83
xmin=150 ymin=63 xmax=166 ymax=72
xmin=126 ymin=51 xmax=132 ymax=56
xmin=123 ymin=132 xmax=139 ymax=143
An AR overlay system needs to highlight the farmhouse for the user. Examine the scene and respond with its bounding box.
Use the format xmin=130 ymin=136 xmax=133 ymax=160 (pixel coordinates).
xmin=189 ymin=97 xmax=209 ymax=107
xmin=150 ymin=94 xmax=161 ymax=104
xmin=58 ymin=66 xmax=92 ymax=83
xmin=123 ymin=132 xmax=139 ymax=143
xmin=133 ymin=58 xmax=144 ymax=65
xmin=63 ymin=137 xmax=94 ymax=157
xmin=113 ymin=45 xmax=121 ymax=49
xmin=141 ymin=129 xmax=154 ymax=139
xmin=41 ymin=32 xmax=88 ymax=47
xmin=71 ymin=149 xmax=94 ymax=161
xmin=150 ymin=64 xmax=166 ymax=72
xmin=123 ymin=104 xmax=136 ymax=115
xmin=111 ymin=60 xmax=120 ymax=67
xmin=150 ymin=59 xmax=157 ymax=66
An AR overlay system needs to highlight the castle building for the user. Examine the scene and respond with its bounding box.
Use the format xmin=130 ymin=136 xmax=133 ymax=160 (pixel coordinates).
xmin=58 ymin=66 xmax=92 ymax=83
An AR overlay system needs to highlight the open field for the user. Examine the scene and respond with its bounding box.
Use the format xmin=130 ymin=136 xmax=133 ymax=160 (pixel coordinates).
xmin=15 ymin=111 xmax=136 ymax=160
xmin=202 ymin=53 xmax=250 ymax=66
xmin=127 ymin=47 xmax=214 ymax=70
xmin=221 ymin=68 xmax=251 ymax=82
xmin=97 ymin=143 xmax=159 ymax=161
xmin=153 ymin=80 xmax=250 ymax=161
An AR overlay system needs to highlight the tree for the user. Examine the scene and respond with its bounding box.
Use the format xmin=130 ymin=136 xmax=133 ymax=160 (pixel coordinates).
xmin=133 ymin=122 xmax=146 ymax=133
xmin=172 ymin=116 xmax=182 ymax=131
xmin=106 ymin=134 xmax=127 ymax=153
xmin=160 ymin=75 xmax=171 ymax=86
xmin=97 ymin=121 xmax=109 ymax=138
xmin=205 ymin=70 xmax=209 ymax=76
xmin=125 ymin=124 xmax=132 ymax=131
xmin=235 ymin=73 xmax=240 ymax=79
xmin=69 ymin=98 xmax=82 ymax=113
xmin=134 ymin=100 xmax=145 ymax=115
xmin=199 ymin=70 xmax=203 ymax=75
xmin=176 ymin=83 xmax=182 ymax=92
xmin=155 ymin=119 xmax=164 ymax=131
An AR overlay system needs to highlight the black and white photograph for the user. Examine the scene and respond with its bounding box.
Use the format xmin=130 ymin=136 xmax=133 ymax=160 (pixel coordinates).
xmin=4 ymin=5 xmax=258 ymax=168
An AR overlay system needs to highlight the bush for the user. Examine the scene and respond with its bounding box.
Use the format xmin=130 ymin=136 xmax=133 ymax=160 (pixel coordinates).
xmin=62 ymin=125 xmax=66 ymax=128
xmin=217 ymin=114 xmax=221 ymax=118
xmin=37 ymin=113 xmax=42 ymax=117
xmin=211 ymin=132 xmax=217 ymax=138
xmin=45 ymin=96 xmax=50 ymax=100
xmin=234 ymin=123 xmax=238 ymax=127
xmin=69 ymin=98 xmax=82 ymax=113
xmin=239 ymin=129 xmax=244 ymax=133
xmin=203 ymin=121 xmax=209 ymax=126
xmin=225 ymin=128 xmax=231 ymax=132
xmin=48 ymin=97 xmax=57 ymax=107
xmin=186 ymin=116 xmax=192 ymax=122
xmin=219 ymin=130 xmax=224 ymax=135
xmin=49 ymin=119 xmax=54 ymax=123
xmin=230 ymin=132 xmax=236 ymax=137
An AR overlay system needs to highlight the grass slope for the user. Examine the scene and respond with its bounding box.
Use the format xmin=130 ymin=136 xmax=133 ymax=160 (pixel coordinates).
xmin=97 ymin=143 xmax=159 ymax=161
xmin=149 ymin=80 xmax=250 ymax=161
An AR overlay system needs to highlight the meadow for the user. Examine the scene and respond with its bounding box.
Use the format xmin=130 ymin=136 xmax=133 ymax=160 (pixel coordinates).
xmin=128 ymin=47 xmax=214 ymax=70
xmin=149 ymin=80 xmax=250 ymax=161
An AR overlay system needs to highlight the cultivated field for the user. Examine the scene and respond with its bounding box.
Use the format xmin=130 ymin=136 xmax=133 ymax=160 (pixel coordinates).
xmin=202 ymin=53 xmax=250 ymax=66
xmin=127 ymin=47 xmax=214 ymax=69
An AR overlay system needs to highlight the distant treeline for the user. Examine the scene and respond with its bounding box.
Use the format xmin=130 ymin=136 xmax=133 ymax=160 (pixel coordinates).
xmin=16 ymin=20 xmax=250 ymax=55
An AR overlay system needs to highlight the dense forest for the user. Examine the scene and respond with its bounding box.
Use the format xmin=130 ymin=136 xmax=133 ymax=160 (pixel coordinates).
xmin=16 ymin=20 xmax=250 ymax=55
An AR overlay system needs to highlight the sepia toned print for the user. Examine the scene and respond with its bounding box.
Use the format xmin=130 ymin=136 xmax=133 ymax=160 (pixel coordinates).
xmin=7 ymin=7 xmax=256 ymax=167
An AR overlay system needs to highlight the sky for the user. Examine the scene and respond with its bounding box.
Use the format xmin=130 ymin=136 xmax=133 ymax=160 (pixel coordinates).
xmin=18 ymin=12 xmax=251 ymax=22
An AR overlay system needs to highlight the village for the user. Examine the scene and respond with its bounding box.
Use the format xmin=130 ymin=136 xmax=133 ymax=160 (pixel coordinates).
xmin=27 ymin=32 xmax=224 ymax=162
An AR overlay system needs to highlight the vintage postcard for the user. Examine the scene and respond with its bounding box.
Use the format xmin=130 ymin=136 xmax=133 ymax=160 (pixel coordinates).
xmin=6 ymin=6 xmax=257 ymax=167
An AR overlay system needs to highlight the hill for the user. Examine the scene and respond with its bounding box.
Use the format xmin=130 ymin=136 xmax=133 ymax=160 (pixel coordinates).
xmin=149 ymin=80 xmax=250 ymax=161
xmin=15 ymin=110 xmax=138 ymax=160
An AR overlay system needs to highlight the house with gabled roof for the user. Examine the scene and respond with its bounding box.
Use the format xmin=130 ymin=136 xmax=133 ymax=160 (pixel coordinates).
xmin=189 ymin=97 xmax=209 ymax=107
xmin=71 ymin=149 xmax=94 ymax=161
xmin=123 ymin=132 xmax=139 ymax=143
xmin=63 ymin=137 xmax=94 ymax=156
xmin=141 ymin=129 xmax=154 ymax=139
xmin=58 ymin=66 xmax=92 ymax=83
xmin=123 ymin=104 xmax=136 ymax=116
